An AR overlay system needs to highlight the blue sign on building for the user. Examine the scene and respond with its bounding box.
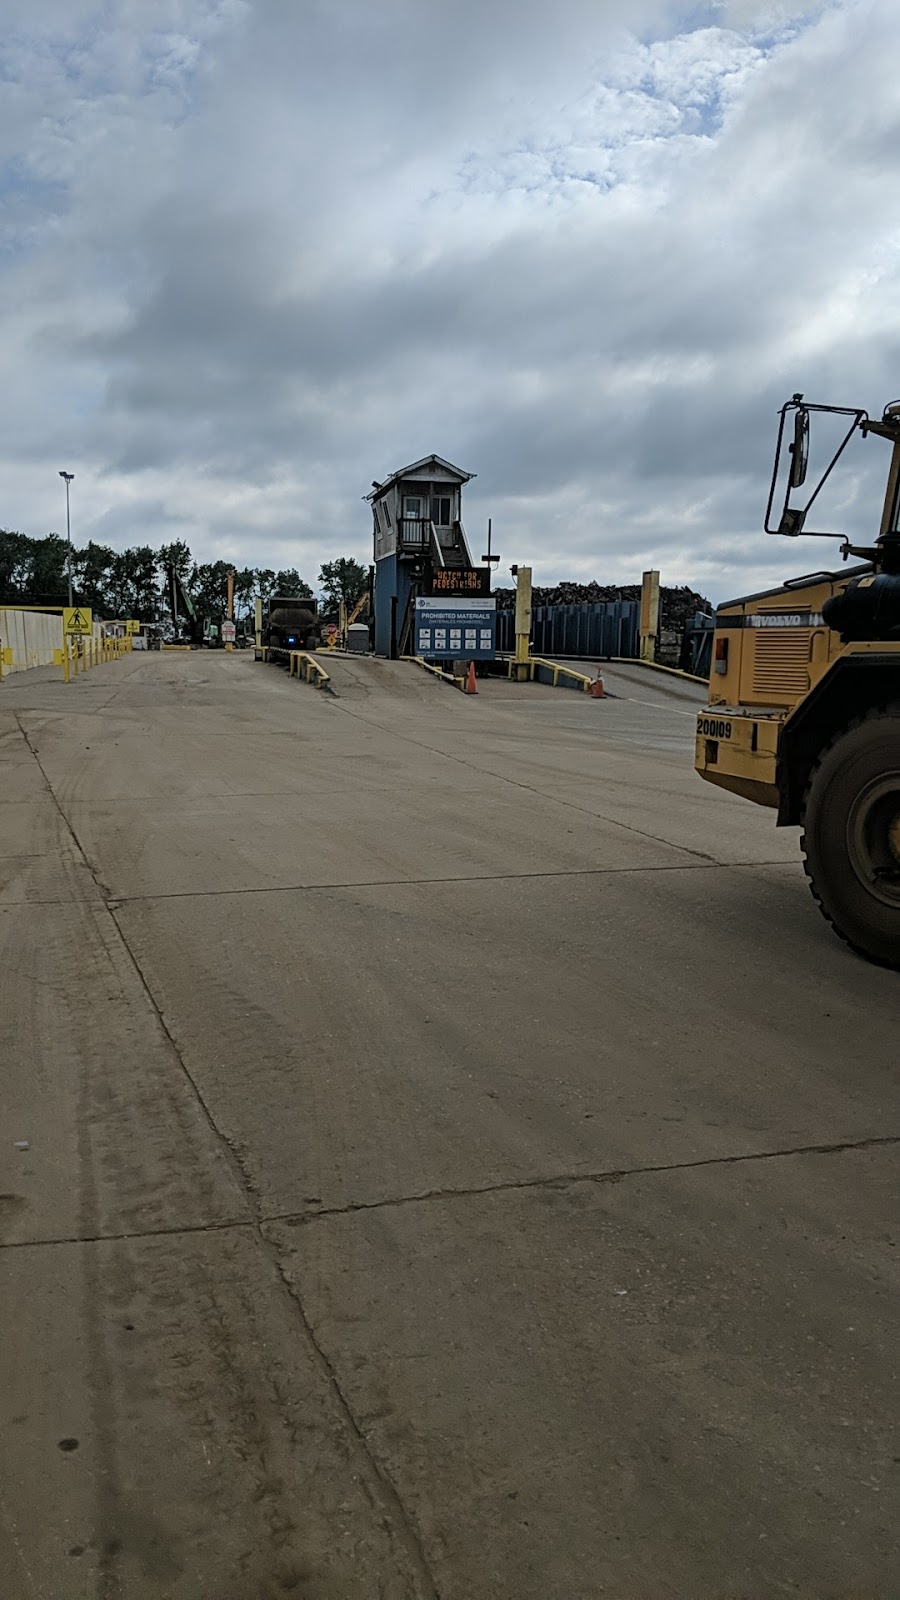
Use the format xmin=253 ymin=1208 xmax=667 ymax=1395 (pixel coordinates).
xmin=415 ymin=597 xmax=496 ymax=660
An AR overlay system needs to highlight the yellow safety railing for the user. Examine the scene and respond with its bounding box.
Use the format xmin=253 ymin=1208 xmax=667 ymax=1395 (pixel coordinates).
xmin=609 ymin=654 xmax=707 ymax=685
xmin=288 ymin=650 xmax=331 ymax=689
xmin=63 ymin=634 xmax=131 ymax=683
xmin=527 ymin=656 xmax=595 ymax=692
xmin=412 ymin=657 xmax=466 ymax=690
xmin=502 ymin=655 xmax=595 ymax=692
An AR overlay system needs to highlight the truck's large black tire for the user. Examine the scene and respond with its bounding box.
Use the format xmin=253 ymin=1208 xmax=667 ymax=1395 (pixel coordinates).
xmin=801 ymin=707 xmax=900 ymax=969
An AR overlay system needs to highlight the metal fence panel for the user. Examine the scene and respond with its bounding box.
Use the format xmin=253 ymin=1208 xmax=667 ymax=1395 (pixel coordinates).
xmin=495 ymin=601 xmax=639 ymax=658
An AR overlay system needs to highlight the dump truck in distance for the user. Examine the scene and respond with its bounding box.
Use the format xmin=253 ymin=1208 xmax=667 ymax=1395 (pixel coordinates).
xmin=265 ymin=596 xmax=319 ymax=652
xmin=696 ymin=395 xmax=900 ymax=968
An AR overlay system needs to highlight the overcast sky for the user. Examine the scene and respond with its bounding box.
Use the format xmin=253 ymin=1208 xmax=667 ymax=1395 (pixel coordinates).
xmin=2 ymin=0 xmax=899 ymax=600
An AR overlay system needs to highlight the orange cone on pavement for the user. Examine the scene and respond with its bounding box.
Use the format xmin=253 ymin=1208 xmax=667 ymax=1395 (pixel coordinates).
xmin=465 ymin=661 xmax=478 ymax=695
xmin=589 ymin=667 xmax=605 ymax=698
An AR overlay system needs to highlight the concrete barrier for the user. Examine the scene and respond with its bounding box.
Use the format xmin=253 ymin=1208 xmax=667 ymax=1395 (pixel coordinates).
xmin=0 ymin=608 xmax=64 ymax=675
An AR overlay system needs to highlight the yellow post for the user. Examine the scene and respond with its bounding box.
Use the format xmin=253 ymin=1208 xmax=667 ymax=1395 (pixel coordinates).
xmin=640 ymin=569 xmax=660 ymax=664
xmin=226 ymin=567 xmax=235 ymax=651
xmin=512 ymin=564 xmax=532 ymax=682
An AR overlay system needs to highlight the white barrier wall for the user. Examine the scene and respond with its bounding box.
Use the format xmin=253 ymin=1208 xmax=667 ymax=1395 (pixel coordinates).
xmin=0 ymin=608 xmax=64 ymax=674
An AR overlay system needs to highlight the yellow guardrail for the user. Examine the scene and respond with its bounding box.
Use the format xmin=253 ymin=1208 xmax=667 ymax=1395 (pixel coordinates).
xmin=527 ymin=656 xmax=595 ymax=692
xmin=63 ymin=634 xmax=131 ymax=683
xmin=412 ymin=657 xmax=466 ymax=690
xmin=503 ymin=655 xmax=595 ymax=691
xmin=288 ymin=650 xmax=331 ymax=689
xmin=609 ymin=655 xmax=707 ymax=685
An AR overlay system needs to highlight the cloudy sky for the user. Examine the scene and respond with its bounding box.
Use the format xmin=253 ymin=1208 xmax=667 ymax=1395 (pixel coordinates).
xmin=2 ymin=0 xmax=899 ymax=600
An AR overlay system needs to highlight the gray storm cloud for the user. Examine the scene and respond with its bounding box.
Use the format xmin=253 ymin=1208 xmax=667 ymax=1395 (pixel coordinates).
xmin=0 ymin=0 xmax=897 ymax=598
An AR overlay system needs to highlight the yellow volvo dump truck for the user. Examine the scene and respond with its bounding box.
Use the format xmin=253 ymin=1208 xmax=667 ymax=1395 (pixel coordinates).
xmin=696 ymin=395 xmax=900 ymax=968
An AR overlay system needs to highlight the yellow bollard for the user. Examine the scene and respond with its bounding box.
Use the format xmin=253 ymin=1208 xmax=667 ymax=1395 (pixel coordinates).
xmin=63 ymin=639 xmax=70 ymax=683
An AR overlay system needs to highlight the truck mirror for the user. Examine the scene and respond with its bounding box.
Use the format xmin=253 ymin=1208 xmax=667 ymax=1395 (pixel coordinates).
xmin=789 ymin=407 xmax=809 ymax=488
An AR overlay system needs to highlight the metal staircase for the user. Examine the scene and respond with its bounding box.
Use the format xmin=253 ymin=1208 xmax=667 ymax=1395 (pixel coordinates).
xmin=395 ymin=521 xmax=476 ymax=656
xmin=430 ymin=520 xmax=472 ymax=571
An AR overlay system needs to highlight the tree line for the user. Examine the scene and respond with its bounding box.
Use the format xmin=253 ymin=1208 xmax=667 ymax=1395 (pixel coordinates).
xmin=0 ymin=531 xmax=368 ymax=623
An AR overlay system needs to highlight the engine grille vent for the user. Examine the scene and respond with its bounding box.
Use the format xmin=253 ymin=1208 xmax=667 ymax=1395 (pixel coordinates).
xmin=751 ymin=629 xmax=811 ymax=699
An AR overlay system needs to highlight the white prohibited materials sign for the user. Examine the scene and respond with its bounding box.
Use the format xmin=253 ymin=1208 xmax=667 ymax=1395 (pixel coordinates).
xmin=63 ymin=606 xmax=93 ymax=636
xmin=221 ymin=621 xmax=236 ymax=643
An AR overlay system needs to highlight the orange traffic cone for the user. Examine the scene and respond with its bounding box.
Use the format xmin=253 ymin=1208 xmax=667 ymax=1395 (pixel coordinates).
xmin=465 ymin=661 xmax=478 ymax=695
xmin=589 ymin=667 xmax=605 ymax=698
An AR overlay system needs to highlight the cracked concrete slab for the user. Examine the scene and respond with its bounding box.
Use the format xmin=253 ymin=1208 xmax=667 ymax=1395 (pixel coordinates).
xmin=111 ymin=864 xmax=897 ymax=1218
xmin=1 ymin=651 xmax=898 ymax=1599
xmin=0 ymin=1226 xmax=432 ymax=1600
xmin=267 ymin=1144 xmax=899 ymax=1600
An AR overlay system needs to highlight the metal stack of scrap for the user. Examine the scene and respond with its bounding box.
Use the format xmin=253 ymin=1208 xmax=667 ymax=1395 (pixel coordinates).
xmin=493 ymin=581 xmax=710 ymax=623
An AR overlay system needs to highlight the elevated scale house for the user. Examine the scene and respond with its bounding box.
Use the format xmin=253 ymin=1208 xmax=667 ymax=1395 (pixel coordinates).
xmin=367 ymin=454 xmax=497 ymax=662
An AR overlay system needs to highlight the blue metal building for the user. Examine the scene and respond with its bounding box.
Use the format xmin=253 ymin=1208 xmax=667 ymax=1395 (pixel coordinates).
xmin=367 ymin=456 xmax=475 ymax=657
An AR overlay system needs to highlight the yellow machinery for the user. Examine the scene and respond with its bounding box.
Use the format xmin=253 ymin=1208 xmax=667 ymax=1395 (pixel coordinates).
xmin=696 ymin=395 xmax=900 ymax=968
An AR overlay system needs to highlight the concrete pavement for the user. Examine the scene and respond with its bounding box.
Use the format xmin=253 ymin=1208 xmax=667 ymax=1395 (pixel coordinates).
xmin=1 ymin=650 xmax=898 ymax=1598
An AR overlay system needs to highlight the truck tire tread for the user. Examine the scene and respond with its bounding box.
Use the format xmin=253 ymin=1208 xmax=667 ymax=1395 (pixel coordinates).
xmin=800 ymin=702 xmax=900 ymax=970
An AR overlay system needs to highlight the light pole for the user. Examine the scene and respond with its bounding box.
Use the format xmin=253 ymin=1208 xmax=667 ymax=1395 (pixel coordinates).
xmin=59 ymin=471 xmax=74 ymax=607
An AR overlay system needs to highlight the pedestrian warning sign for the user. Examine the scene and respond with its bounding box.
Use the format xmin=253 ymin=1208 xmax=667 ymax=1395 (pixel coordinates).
xmin=63 ymin=606 xmax=93 ymax=636
xmin=125 ymin=619 xmax=141 ymax=635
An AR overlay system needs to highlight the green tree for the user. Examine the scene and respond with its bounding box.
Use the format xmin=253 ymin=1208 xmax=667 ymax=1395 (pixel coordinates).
xmin=273 ymin=567 xmax=313 ymax=598
xmin=318 ymin=557 xmax=368 ymax=612
xmin=130 ymin=545 xmax=160 ymax=620
xmin=72 ymin=541 xmax=117 ymax=613
xmin=158 ymin=540 xmax=192 ymax=583
xmin=103 ymin=546 xmax=160 ymax=621
xmin=0 ymin=530 xmax=31 ymax=601
xmin=189 ymin=560 xmax=232 ymax=619
xmin=232 ymin=567 xmax=259 ymax=625
xmin=28 ymin=534 xmax=69 ymax=602
xmin=254 ymin=568 xmax=276 ymax=599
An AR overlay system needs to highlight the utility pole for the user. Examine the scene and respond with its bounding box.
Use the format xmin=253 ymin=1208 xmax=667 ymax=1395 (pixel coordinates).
xmin=59 ymin=471 xmax=74 ymax=607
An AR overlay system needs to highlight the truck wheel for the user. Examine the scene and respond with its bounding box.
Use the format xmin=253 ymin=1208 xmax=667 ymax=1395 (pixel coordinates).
xmin=801 ymin=707 xmax=900 ymax=969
